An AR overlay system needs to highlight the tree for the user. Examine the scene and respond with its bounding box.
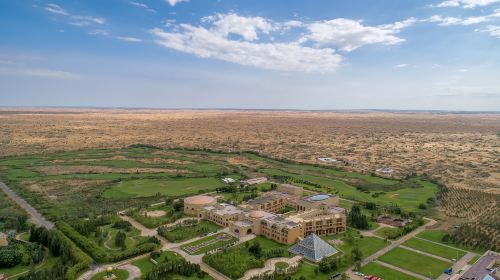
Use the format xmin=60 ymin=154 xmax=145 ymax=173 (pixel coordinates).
xmin=0 ymin=247 xmax=22 ymax=267
xmin=115 ymin=231 xmax=126 ymax=250
xmin=248 ymin=241 xmax=262 ymax=259
xmin=173 ymin=200 xmax=184 ymax=212
xmin=351 ymin=246 xmax=363 ymax=261
xmin=348 ymin=204 xmax=369 ymax=230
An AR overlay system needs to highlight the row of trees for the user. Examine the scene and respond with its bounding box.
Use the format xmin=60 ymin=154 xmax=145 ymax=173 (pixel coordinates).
xmin=145 ymin=257 xmax=205 ymax=280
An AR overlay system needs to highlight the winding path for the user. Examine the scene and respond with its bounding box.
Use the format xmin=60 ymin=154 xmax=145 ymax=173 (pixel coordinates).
xmin=0 ymin=181 xmax=54 ymax=229
xmin=240 ymin=256 xmax=303 ymax=280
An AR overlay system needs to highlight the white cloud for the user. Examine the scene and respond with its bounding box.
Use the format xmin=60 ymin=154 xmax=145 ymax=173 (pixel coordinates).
xmin=114 ymin=36 xmax=142 ymax=42
xmin=129 ymin=1 xmax=156 ymax=13
xmin=395 ymin=63 xmax=409 ymax=68
xmin=45 ymin=3 xmax=105 ymax=26
xmin=45 ymin=4 xmax=68 ymax=16
xmin=166 ymin=0 xmax=189 ymax=6
xmin=150 ymin=13 xmax=418 ymax=72
xmin=89 ymin=30 xmax=142 ymax=43
xmin=427 ymin=10 xmax=500 ymax=25
xmin=304 ymin=18 xmax=416 ymax=52
xmin=150 ymin=26 xmax=342 ymax=72
xmin=476 ymin=25 xmax=500 ymax=37
xmin=434 ymin=0 xmax=500 ymax=8
xmin=0 ymin=67 xmax=81 ymax=79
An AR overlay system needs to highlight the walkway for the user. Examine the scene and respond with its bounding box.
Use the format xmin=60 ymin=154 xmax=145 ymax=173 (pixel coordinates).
xmin=240 ymin=256 xmax=303 ymax=280
xmin=78 ymin=263 xmax=142 ymax=280
xmin=0 ymin=181 xmax=54 ymax=229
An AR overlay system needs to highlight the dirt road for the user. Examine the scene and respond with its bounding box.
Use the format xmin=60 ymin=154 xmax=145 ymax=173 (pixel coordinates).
xmin=0 ymin=181 xmax=54 ymax=229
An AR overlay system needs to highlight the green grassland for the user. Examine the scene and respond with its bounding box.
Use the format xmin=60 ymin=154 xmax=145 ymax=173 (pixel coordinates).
xmin=0 ymin=146 xmax=440 ymax=224
xmin=360 ymin=262 xmax=420 ymax=280
xmin=402 ymin=238 xmax=466 ymax=260
xmin=416 ymin=230 xmax=486 ymax=254
xmin=379 ymin=247 xmax=451 ymax=278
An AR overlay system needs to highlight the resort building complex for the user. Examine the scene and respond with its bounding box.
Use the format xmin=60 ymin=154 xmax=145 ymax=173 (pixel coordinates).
xmin=183 ymin=184 xmax=347 ymax=246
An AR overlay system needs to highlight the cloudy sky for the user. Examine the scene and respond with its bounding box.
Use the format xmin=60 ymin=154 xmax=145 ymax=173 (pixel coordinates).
xmin=1 ymin=0 xmax=499 ymax=110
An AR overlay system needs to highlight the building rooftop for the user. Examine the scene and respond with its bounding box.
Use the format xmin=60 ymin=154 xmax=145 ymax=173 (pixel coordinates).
xmin=289 ymin=233 xmax=338 ymax=262
xmin=184 ymin=195 xmax=216 ymax=205
xmin=460 ymin=251 xmax=500 ymax=280
xmin=305 ymin=194 xmax=332 ymax=202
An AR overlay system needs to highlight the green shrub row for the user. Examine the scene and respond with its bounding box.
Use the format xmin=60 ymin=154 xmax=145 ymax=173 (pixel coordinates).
xmin=57 ymin=221 xmax=158 ymax=263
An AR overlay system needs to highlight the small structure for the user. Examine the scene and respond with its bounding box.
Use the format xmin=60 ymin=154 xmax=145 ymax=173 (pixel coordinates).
xmin=222 ymin=177 xmax=236 ymax=184
xmin=317 ymin=157 xmax=339 ymax=163
xmin=289 ymin=233 xmax=338 ymax=262
xmin=104 ymin=266 xmax=116 ymax=280
xmin=0 ymin=232 xmax=8 ymax=247
xmin=240 ymin=177 xmax=268 ymax=185
xmin=459 ymin=250 xmax=500 ymax=280
xmin=376 ymin=167 xmax=394 ymax=174
xmin=376 ymin=215 xmax=409 ymax=227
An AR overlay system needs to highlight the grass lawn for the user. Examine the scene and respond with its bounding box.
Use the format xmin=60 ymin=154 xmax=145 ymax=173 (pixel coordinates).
xmin=416 ymin=230 xmax=486 ymax=254
xmin=132 ymin=251 xmax=184 ymax=276
xmin=403 ymin=238 xmax=466 ymax=260
xmin=360 ymin=262 xmax=420 ymax=280
xmin=160 ymin=220 xmax=220 ymax=242
xmin=90 ymin=269 xmax=129 ymax=280
xmin=379 ymin=247 xmax=451 ymax=278
xmin=468 ymin=255 xmax=481 ymax=265
xmin=290 ymin=261 xmax=330 ymax=279
xmin=339 ymin=235 xmax=389 ymax=258
xmin=181 ymin=233 xmax=237 ymax=255
xmin=103 ymin=177 xmax=224 ymax=198
xmin=375 ymin=227 xmax=402 ymax=240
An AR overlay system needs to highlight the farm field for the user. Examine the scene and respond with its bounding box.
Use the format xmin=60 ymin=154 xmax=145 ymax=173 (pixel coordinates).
xmin=402 ymin=237 xmax=466 ymax=260
xmin=379 ymin=247 xmax=451 ymax=278
xmin=360 ymin=262 xmax=420 ymax=280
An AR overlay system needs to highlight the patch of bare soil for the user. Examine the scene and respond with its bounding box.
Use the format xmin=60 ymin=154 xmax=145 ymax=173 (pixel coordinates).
xmin=35 ymin=165 xmax=190 ymax=175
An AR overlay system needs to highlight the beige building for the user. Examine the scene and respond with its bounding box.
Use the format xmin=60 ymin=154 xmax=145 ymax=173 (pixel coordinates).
xmin=184 ymin=190 xmax=347 ymax=245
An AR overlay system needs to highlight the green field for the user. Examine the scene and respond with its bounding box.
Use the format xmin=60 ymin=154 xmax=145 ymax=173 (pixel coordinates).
xmin=0 ymin=146 xmax=440 ymax=223
xmin=379 ymin=247 xmax=451 ymax=278
xmin=290 ymin=261 xmax=330 ymax=279
xmin=402 ymin=238 xmax=466 ymax=260
xmin=360 ymin=262 xmax=420 ymax=280
xmin=416 ymin=230 xmax=486 ymax=254
xmin=103 ymin=177 xmax=224 ymax=198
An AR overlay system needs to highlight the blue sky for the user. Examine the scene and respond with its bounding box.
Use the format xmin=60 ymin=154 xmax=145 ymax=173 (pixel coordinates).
xmin=0 ymin=0 xmax=499 ymax=110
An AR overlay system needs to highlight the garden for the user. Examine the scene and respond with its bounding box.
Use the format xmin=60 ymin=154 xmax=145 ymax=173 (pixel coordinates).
xmin=157 ymin=220 xmax=220 ymax=243
xmin=203 ymin=236 xmax=291 ymax=279
xmin=181 ymin=232 xmax=237 ymax=255
xmin=126 ymin=198 xmax=185 ymax=229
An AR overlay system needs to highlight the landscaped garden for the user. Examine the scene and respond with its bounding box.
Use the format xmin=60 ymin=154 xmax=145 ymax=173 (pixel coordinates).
xmin=360 ymin=262 xmax=420 ymax=280
xmin=181 ymin=232 xmax=237 ymax=255
xmin=378 ymin=247 xmax=451 ymax=278
xmin=158 ymin=220 xmax=220 ymax=242
xmin=202 ymin=236 xmax=291 ymax=279
xmin=126 ymin=198 xmax=185 ymax=228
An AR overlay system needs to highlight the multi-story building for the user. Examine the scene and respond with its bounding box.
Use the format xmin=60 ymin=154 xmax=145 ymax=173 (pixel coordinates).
xmin=184 ymin=191 xmax=347 ymax=245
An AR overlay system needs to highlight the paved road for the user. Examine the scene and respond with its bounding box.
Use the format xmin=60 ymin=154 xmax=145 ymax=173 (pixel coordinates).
xmin=0 ymin=181 xmax=54 ymax=229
